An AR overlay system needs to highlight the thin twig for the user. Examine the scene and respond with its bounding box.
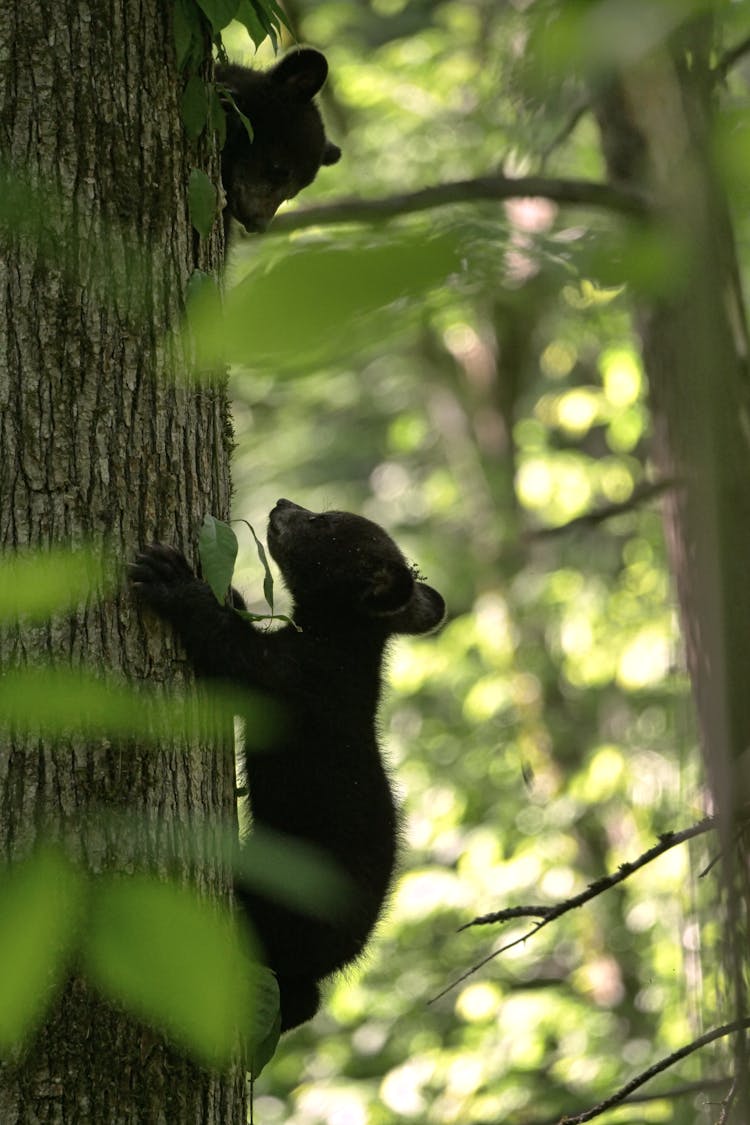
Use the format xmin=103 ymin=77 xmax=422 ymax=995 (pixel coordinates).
xmin=558 ymin=1021 xmax=750 ymax=1124
xmin=464 ymin=816 xmax=714 ymax=930
xmin=539 ymin=101 xmax=591 ymax=168
xmin=714 ymin=1077 xmax=737 ymax=1125
xmin=429 ymin=816 xmax=714 ymax=1005
xmin=264 ymin=174 xmax=648 ymax=234
xmin=699 ymin=817 xmax=750 ymax=878
xmin=494 ymin=1078 xmax=730 ymax=1125
xmin=715 ymin=33 xmax=750 ymax=80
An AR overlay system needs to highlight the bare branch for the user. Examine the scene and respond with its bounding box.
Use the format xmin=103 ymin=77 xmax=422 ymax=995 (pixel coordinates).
xmin=539 ymin=101 xmax=591 ymax=167
xmin=559 ymin=1021 xmax=750 ymax=1124
xmin=463 ymin=816 xmax=714 ymax=930
xmin=715 ymin=33 xmax=750 ymax=79
xmin=528 ymin=479 xmax=676 ymax=540
xmin=429 ymin=817 xmax=714 ymax=1005
xmin=504 ymin=1078 xmax=730 ymax=1125
xmin=264 ymin=174 xmax=648 ymax=234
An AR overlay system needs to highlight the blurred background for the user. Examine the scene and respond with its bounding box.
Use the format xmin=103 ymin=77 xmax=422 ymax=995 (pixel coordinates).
xmin=217 ymin=2 xmax=750 ymax=1120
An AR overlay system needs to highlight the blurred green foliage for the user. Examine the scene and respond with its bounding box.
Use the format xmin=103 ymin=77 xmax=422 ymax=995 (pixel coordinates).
xmin=2 ymin=0 xmax=746 ymax=1116
xmin=217 ymin=0 xmax=747 ymax=1120
xmin=83 ymin=872 xmax=265 ymax=1067
xmin=0 ymin=845 xmax=273 ymax=1068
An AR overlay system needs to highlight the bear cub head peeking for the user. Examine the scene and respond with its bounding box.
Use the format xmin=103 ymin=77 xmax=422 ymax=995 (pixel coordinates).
xmin=130 ymin=499 xmax=445 ymax=1033
xmin=217 ymin=48 xmax=341 ymax=237
xmin=267 ymin=498 xmax=446 ymax=634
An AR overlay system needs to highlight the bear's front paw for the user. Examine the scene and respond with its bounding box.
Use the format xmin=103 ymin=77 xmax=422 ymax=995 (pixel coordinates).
xmin=129 ymin=544 xmax=196 ymax=610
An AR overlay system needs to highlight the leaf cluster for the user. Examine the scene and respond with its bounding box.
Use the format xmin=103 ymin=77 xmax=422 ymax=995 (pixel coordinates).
xmin=0 ymin=847 xmax=280 ymax=1071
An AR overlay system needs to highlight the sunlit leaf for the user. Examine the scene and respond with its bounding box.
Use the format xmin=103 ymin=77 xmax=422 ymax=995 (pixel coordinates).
xmin=84 ymin=876 xmax=257 ymax=1066
xmin=236 ymin=520 xmax=274 ymax=611
xmin=248 ymin=0 xmax=278 ymax=51
xmin=190 ymin=228 xmax=464 ymax=372
xmin=235 ymin=0 xmax=270 ymax=48
xmin=259 ymin=0 xmax=292 ymax=37
xmin=0 ymin=849 xmax=84 ymax=1052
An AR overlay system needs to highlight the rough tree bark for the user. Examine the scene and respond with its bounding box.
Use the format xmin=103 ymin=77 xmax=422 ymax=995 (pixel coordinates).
xmin=594 ymin=11 xmax=750 ymax=1111
xmin=0 ymin=2 xmax=246 ymax=1121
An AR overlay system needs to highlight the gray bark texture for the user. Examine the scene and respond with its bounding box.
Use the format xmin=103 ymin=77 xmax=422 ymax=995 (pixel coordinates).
xmin=0 ymin=1 xmax=246 ymax=1121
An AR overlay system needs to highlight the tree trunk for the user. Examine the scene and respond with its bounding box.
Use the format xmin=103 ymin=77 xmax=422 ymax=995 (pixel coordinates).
xmin=594 ymin=12 xmax=750 ymax=1111
xmin=595 ymin=18 xmax=750 ymax=819
xmin=0 ymin=2 xmax=246 ymax=1121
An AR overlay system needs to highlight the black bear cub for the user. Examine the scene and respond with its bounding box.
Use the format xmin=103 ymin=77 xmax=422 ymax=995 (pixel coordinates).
xmin=217 ymin=49 xmax=341 ymax=237
xmin=130 ymin=499 xmax=445 ymax=1031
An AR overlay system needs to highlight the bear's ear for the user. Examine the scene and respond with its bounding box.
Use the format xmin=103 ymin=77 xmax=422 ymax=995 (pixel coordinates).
xmin=270 ymin=48 xmax=329 ymax=101
xmin=362 ymin=564 xmax=446 ymax=636
xmin=322 ymin=140 xmax=342 ymax=166
xmin=362 ymin=563 xmax=414 ymax=616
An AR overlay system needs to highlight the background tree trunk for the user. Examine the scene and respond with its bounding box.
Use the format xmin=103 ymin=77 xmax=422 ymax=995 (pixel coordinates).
xmin=0 ymin=2 xmax=246 ymax=1121
xmin=595 ymin=13 xmax=750 ymax=1111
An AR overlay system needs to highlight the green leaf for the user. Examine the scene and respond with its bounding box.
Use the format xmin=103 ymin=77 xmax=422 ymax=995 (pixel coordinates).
xmin=236 ymin=519 xmax=274 ymax=611
xmin=188 ymin=227 xmax=465 ymax=373
xmin=181 ymin=73 xmax=209 ymax=140
xmin=188 ymin=168 xmax=218 ymax=239
xmin=235 ymin=827 xmax=353 ymax=917
xmin=0 ymin=669 xmax=277 ymax=745
xmin=199 ymin=515 xmax=238 ymax=603
xmin=0 ymin=546 xmax=110 ymax=622
xmin=235 ymin=0 xmax=268 ymax=49
xmin=83 ymin=876 xmax=256 ymax=1066
xmin=219 ymin=86 xmax=253 ymax=142
xmin=237 ymin=609 xmax=298 ymax=629
xmin=195 ymin=0 xmax=240 ymax=35
xmin=0 ymin=670 xmax=185 ymax=739
xmin=0 ymin=849 xmax=84 ymax=1052
xmin=186 ymin=267 xmax=220 ymax=307
xmin=247 ymin=967 xmax=280 ymax=1076
xmin=259 ymin=0 xmax=292 ymax=37
xmin=173 ymin=0 xmax=204 ymax=71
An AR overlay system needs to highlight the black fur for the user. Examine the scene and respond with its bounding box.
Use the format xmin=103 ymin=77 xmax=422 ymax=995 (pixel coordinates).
xmin=217 ymin=49 xmax=341 ymax=239
xmin=129 ymin=499 xmax=445 ymax=1031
